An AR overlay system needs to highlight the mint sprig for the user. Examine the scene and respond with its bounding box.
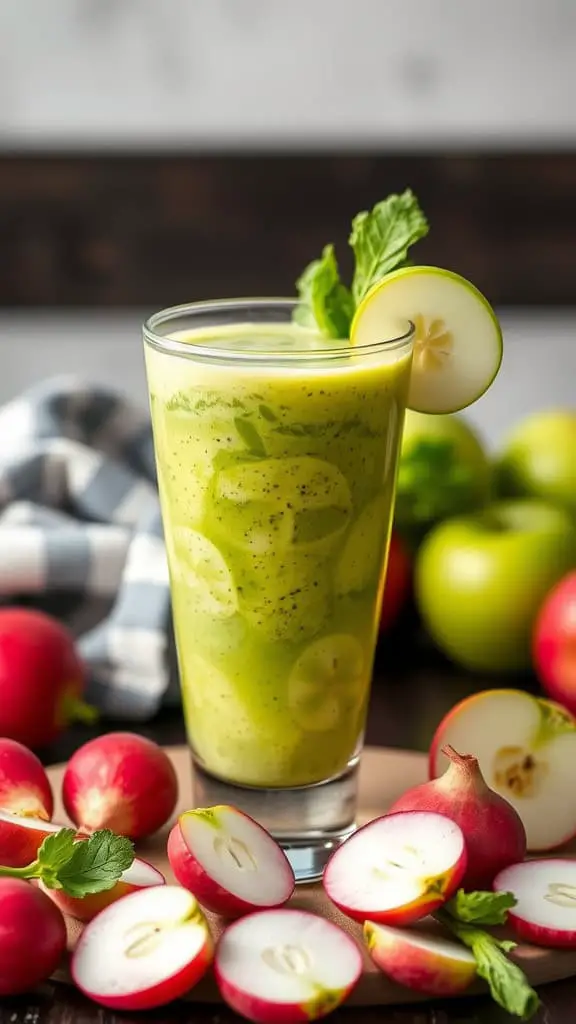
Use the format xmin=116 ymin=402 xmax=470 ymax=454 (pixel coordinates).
xmin=433 ymin=890 xmax=539 ymax=1020
xmin=437 ymin=910 xmax=540 ymax=1021
xmin=293 ymin=189 xmax=429 ymax=339
xmin=445 ymin=888 xmax=518 ymax=926
xmin=0 ymin=827 xmax=134 ymax=897
xmin=294 ymin=244 xmax=354 ymax=339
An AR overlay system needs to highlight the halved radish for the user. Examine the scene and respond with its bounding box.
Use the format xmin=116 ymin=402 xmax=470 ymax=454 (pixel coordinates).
xmin=214 ymin=908 xmax=362 ymax=1022
xmin=71 ymin=885 xmax=213 ymax=1010
xmin=167 ymin=805 xmax=294 ymax=918
xmin=40 ymin=857 xmax=165 ymax=922
xmin=323 ymin=811 xmax=466 ymax=925
xmin=494 ymin=858 xmax=576 ymax=948
xmin=350 ymin=265 xmax=503 ymax=414
xmin=364 ymin=920 xmax=477 ymax=996
xmin=0 ymin=810 xmax=64 ymax=868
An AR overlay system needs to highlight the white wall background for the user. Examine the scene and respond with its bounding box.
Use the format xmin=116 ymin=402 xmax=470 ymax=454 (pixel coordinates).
xmin=1 ymin=0 xmax=575 ymax=151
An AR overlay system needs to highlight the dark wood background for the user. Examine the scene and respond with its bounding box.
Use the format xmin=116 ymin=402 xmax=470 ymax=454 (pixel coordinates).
xmin=1 ymin=151 xmax=575 ymax=309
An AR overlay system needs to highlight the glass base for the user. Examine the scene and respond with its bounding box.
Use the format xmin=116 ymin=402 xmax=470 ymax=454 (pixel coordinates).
xmin=191 ymin=757 xmax=359 ymax=883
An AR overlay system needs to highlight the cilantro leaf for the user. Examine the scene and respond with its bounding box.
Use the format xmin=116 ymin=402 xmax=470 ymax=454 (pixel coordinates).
xmin=47 ymin=830 xmax=134 ymax=897
xmin=446 ymin=889 xmax=518 ymax=926
xmin=37 ymin=828 xmax=77 ymax=871
xmin=349 ymin=189 xmax=429 ymax=303
xmin=294 ymin=244 xmax=354 ymax=339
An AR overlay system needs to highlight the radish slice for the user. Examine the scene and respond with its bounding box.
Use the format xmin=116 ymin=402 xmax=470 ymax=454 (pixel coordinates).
xmin=215 ymin=908 xmax=362 ymax=1022
xmin=494 ymin=858 xmax=576 ymax=948
xmin=167 ymin=805 xmax=295 ymax=918
xmin=72 ymin=885 xmax=213 ymax=1010
xmin=323 ymin=811 xmax=467 ymax=925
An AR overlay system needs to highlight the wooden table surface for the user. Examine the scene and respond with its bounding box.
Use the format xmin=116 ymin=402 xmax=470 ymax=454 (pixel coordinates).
xmin=0 ymin=617 xmax=570 ymax=1024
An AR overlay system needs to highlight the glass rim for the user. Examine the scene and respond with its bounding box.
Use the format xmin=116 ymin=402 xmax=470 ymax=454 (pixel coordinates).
xmin=143 ymin=297 xmax=415 ymax=363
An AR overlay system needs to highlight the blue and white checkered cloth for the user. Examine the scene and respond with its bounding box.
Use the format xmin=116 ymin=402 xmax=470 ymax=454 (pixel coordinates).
xmin=0 ymin=376 xmax=179 ymax=720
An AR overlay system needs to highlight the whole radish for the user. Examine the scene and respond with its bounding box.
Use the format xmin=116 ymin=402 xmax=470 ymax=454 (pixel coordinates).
xmin=0 ymin=878 xmax=67 ymax=995
xmin=0 ymin=737 xmax=53 ymax=818
xmin=63 ymin=733 xmax=179 ymax=840
xmin=388 ymin=745 xmax=527 ymax=890
xmin=0 ymin=607 xmax=95 ymax=748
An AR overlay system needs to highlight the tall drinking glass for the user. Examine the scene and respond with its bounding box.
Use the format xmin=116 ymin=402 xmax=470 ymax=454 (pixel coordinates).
xmin=143 ymin=300 xmax=414 ymax=881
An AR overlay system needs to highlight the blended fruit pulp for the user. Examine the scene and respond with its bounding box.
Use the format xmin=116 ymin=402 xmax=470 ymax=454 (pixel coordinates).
xmin=146 ymin=322 xmax=412 ymax=787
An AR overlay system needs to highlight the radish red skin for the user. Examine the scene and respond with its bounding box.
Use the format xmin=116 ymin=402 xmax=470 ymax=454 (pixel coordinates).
xmin=0 ymin=608 xmax=87 ymax=748
xmin=0 ymin=738 xmax=54 ymax=819
xmin=0 ymin=814 xmax=60 ymax=868
xmin=62 ymin=733 xmax=179 ymax=840
xmin=0 ymin=878 xmax=67 ymax=995
xmin=167 ymin=814 xmax=295 ymax=919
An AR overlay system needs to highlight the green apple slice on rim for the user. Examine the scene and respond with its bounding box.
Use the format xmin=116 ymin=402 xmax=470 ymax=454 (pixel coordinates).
xmin=350 ymin=266 xmax=503 ymax=414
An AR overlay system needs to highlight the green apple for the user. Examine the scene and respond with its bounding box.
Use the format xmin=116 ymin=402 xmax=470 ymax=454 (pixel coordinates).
xmin=494 ymin=409 xmax=576 ymax=515
xmin=415 ymin=499 xmax=576 ymax=673
xmin=394 ymin=410 xmax=492 ymax=545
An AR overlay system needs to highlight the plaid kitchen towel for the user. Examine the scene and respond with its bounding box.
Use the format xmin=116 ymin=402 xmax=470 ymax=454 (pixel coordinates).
xmin=0 ymin=375 xmax=179 ymax=719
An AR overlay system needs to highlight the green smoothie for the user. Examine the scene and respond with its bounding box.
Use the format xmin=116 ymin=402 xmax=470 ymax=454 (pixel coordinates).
xmin=146 ymin=322 xmax=412 ymax=787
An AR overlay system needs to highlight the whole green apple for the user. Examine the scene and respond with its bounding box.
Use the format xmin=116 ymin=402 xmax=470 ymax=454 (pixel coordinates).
xmin=415 ymin=500 xmax=576 ymax=673
xmin=395 ymin=410 xmax=492 ymax=547
xmin=494 ymin=409 xmax=576 ymax=515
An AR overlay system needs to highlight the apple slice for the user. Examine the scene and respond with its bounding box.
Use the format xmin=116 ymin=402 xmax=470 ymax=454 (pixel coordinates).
xmin=0 ymin=810 xmax=64 ymax=868
xmin=429 ymin=688 xmax=576 ymax=851
xmin=40 ymin=857 xmax=165 ymax=922
xmin=350 ymin=265 xmax=503 ymax=414
xmin=494 ymin=858 xmax=576 ymax=949
xmin=214 ymin=908 xmax=362 ymax=1022
xmin=167 ymin=805 xmax=295 ymax=918
xmin=323 ymin=811 xmax=466 ymax=925
xmin=71 ymin=885 xmax=213 ymax=1010
xmin=364 ymin=920 xmax=477 ymax=996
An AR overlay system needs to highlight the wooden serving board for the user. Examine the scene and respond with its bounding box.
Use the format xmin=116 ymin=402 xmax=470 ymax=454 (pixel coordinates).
xmin=47 ymin=745 xmax=576 ymax=1007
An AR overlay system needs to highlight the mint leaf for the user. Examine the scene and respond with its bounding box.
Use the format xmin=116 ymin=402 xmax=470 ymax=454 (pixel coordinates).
xmin=447 ymin=889 xmax=517 ymax=926
xmin=437 ymin=911 xmax=539 ymax=1020
xmin=49 ymin=830 xmax=134 ymax=897
xmin=294 ymin=244 xmax=354 ymax=339
xmin=349 ymin=189 xmax=429 ymax=303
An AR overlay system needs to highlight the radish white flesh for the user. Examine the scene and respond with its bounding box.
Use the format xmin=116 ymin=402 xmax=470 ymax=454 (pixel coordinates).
xmin=215 ymin=909 xmax=362 ymax=1021
xmin=323 ymin=811 xmax=466 ymax=923
xmin=119 ymin=858 xmax=165 ymax=887
xmin=169 ymin=805 xmax=294 ymax=912
xmin=494 ymin=859 xmax=576 ymax=948
xmin=72 ymin=885 xmax=212 ymax=1008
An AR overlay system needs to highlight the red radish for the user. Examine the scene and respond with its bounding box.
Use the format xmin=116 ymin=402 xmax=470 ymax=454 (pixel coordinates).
xmin=62 ymin=732 xmax=178 ymax=840
xmin=0 ymin=877 xmax=67 ymax=995
xmin=494 ymin=858 xmax=576 ymax=949
xmin=429 ymin=688 xmax=576 ymax=851
xmin=533 ymin=571 xmax=576 ymax=714
xmin=167 ymin=805 xmax=295 ymax=918
xmin=389 ymin=744 xmax=527 ymax=889
xmin=364 ymin=920 xmax=477 ymax=996
xmin=72 ymin=885 xmax=213 ymax=1010
xmin=0 ymin=737 xmax=54 ymax=819
xmin=214 ymin=908 xmax=362 ymax=1023
xmin=40 ymin=856 xmax=165 ymax=922
xmin=0 ymin=809 xmax=64 ymax=868
xmin=323 ymin=811 xmax=466 ymax=926
xmin=0 ymin=607 xmax=94 ymax=747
